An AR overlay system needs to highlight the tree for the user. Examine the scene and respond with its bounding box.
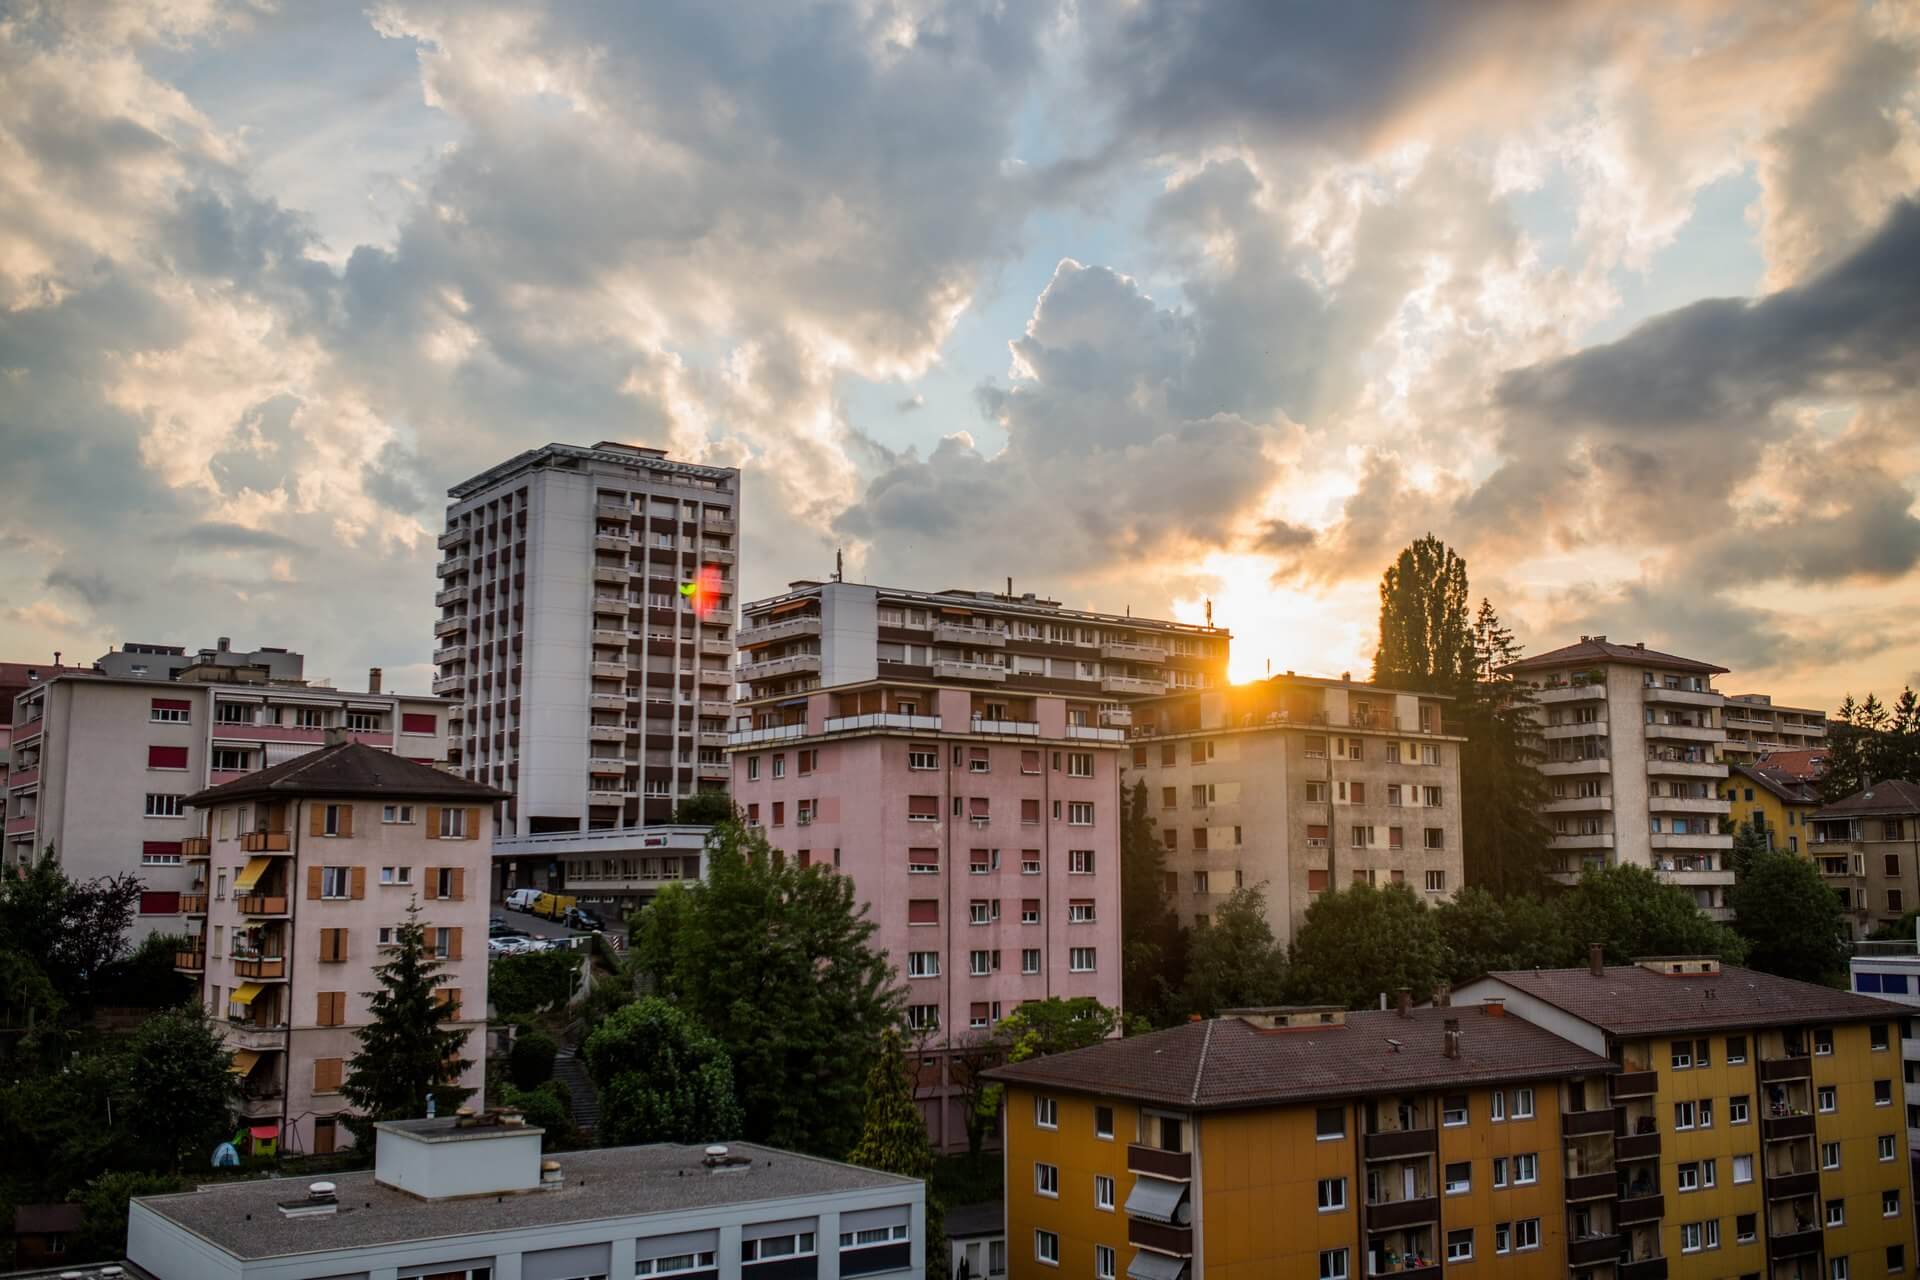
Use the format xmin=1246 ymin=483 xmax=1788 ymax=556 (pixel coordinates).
xmin=1822 ymin=688 xmax=1920 ymax=802
xmin=0 ymin=849 xmax=142 ymax=1007
xmin=631 ymin=821 xmax=902 ymax=1155
xmin=492 ymin=1079 xmax=577 ymax=1149
xmin=1457 ymin=600 xmax=1555 ymax=894
xmin=849 ymin=1027 xmax=945 ymax=1277
xmin=1373 ymin=534 xmax=1473 ymax=694
xmin=974 ymin=998 xmax=1122 ymax=1137
xmin=97 ymin=930 xmax=198 ymax=1009
xmin=72 ymin=1170 xmax=180 ymax=1262
xmin=1556 ymin=865 xmax=1747 ymax=965
xmin=1287 ymin=884 xmax=1450 ymax=1009
xmin=340 ymin=901 xmax=474 ymax=1144
xmin=1180 ymin=885 xmax=1287 ymax=1017
xmin=1434 ymin=888 xmax=1571 ymax=983
xmin=488 ymin=948 xmax=581 ymax=1021
xmin=1731 ymin=850 xmax=1850 ymax=988
xmin=124 ymin=1009 xmax=235 ymax=1171
xmin=671 ymin=790 xmax=737 ymax=825
xmin=1728 ymin=817 xmax=1771 ymax=880
xmin=1119 ymin=778 xmax=1186 ymax=1023
xmin=583 ymin=997 xmax=744 ymax=1146
xmin=508 ymin=1027 xmax=558 ymax=1090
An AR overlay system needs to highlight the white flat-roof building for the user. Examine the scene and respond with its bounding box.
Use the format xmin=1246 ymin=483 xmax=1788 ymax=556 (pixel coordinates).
xmin=1850 ymin=938 xmax=1920 ymax=1155
xmin=491 ymin=823 xmax=712 ymax=910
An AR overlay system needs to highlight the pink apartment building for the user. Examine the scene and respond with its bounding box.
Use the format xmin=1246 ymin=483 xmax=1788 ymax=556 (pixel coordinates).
xmin=729 ymin=680 xmax=1124 ymax=1151
xmin=183 ymin=741 xmax=501 ymax=1157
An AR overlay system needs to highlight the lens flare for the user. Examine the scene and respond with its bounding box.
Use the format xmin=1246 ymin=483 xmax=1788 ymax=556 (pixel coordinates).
xmin=680 ymin=563 xmax=725 ymax=619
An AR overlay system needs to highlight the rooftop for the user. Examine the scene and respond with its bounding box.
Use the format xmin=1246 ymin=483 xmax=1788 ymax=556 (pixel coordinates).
xmin=1481 ymin=963 xmax=1902 ymax=1036
xmin=1753 ymin=747 xmax=1828 ymax=780
xmin=1815 ymin=778 xmax=1920 ymax=820
xmin=944 ymin=1200 xmax=1005 ymax=1239
xmin=447 ymin=441 xmax=738 ymax=499
xmin=984 ymin=1005 xmax=1613 ymax=1110
xmin=749 ymin=579 xmax=1229 ymax=638
xmin=186 ymin=740 xmax=506 ymax=806
xmin=136 ymin=1141 xmax=914 ymax=1261
xmin=1501 ymin=635 xmax=1727 ymax=676
xmin=1729 ymin=762 xmax=1821 ymax=806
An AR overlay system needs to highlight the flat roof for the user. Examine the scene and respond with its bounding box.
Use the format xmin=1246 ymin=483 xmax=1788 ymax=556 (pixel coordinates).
xmin=448 ymin=442 xmax=737 ymax=500
xmin=138 ymin=1142 xmax=915 ymax=1261
xmin=744 ymin=580 xmax=1228 ymax=638
xmin=16 ymin=672 xmax=447 ymax=703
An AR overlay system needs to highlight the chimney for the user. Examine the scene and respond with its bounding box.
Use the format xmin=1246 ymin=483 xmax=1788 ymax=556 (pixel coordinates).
xmin=218 ymin=636 xmax=231 ymax=652
xmin=1433 ymin=982 xmax=1451 ymax=1008
xmin=1589 ymin=943 xmax=1605 ymax=977
xmin=1397 ymin=989 xmax=1412 ymax=1018
xmin=324 ymin=726 xmax=349 ymax=747
xmin=368 ymin=666 xmax=383 ymax=694
xmin=1481 ymin=997 xmax=1505 ymax=1017
xmin=1443 ymin=1018 xmax=1461 ymax=1059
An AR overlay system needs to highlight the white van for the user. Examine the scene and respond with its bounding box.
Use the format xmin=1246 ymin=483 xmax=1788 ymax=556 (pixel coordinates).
xmin=504 ymin=888 xmax=541 ymax=912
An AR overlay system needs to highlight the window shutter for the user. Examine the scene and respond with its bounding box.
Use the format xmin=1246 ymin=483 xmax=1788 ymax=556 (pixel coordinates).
xmin=338 ymin=805 xmax=353 ymax=838
xmin=445 ymin=988 xmax=462 ymax=1019
xmin=146 ymin=745 xmax=188 ymax=768
xmin=349 ymin=866 xmax=366 ymax=899
xmin=424 ymin=867 xmax=439 ymax=899
xmin=314 ymin=1058 xmax=342 ymax=1093
xmin=425 ymin=806 xmax=443 ymax=838
xmin=308 ymin=806 xmax=325 ymax=837
xmin=465 ymin=807 xmax=481 ymax=840
xmin=316 ymin=991 xmax=332 ymax=1025
xmin=450 ymin=868 xmax=465 ymax=901
xmin=401 ymin=712 xmax=437 ymax=734
xmin=447 ymin=927 xmax=463 ymax=961
xmin=907 ymin=899 xmax=939 ymax=925
xmin=307 ymin=865 xmax=323 ymax=900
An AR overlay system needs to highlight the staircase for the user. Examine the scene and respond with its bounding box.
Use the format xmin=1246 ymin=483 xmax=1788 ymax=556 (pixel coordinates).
xmin=553 ymin=1044 xmax=600 ymax=1136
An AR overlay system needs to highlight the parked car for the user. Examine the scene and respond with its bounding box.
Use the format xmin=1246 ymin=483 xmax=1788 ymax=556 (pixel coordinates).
xmin=562 ymin=906 xmax=606 ymax=932
xmin=530 ymin=892 xmax=577 ymax=921
xmin=487 ymin=936 xmax=533 ymax=957
xmin=489 ymin=921 xmax=528 ymax=940
xmin=489 ymin=914 xmax=507 ymax=929
xmin=504 ymin=889 xmax=541 ymax=912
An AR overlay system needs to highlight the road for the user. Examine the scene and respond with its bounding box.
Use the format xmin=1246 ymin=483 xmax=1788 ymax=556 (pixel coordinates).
xmin=494 ymin=903 xmax=629 ymax=947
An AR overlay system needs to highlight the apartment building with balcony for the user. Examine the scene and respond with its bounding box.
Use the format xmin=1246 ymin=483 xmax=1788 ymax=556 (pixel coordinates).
xmin=1501 ymin=637 xmax=1735 ymax=917
xmin=729 ymin=680 xmax=1124 ymax=1152
xmin=736 ymin=581 xmax=1228 ymax=709
xmin=1121 ymin=672 xmax=1464 ymax=941
xmin=126 ymin=1115 xmax=924 ymax=1280
xmin=1461 ymin=955 xmax=1918 ymax=1280
xmin=489 ymin=822 xmax=711 ymax=910
xmin=1720 ymin=693 xmax=1829 ymax=767
xmin=1810 ymin=780 xmax=1920 ymax=940
xmin=437 ymin=442 xmax=739 ymax=839
xmin=991 ymin=999 xmax=1617 ymax=1280
xmin=1723 ymin=764 xmax=1823 ymax=855
xmin=179 ymin=741 xmax=502 ymax=1157
xmin=3 ymin=673 xmax=451 ymax=938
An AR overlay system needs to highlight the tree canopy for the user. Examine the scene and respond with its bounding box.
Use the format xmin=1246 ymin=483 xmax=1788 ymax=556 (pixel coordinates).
xmin=1560 ymin=864 xmax=1747 ymax=966
xmin=1120 ymin=778 xmax=1186 ymax=1023
xmin=583 ymin=996 xmax=744 ymax=1146
xmin=1730 ymin=849 xmax=1849 ymax=987
xmin=1287 ymin=883 xmax=1452 ymax=1008
xmin=1821 ymin=689 xmax=1920 ymax=801
xmin=1180 ymin=885 xmax=1287 ymax=1017
xmin=340 ymin=901 xmax=474 ymax=1143
xmin=671 ymin=789 xmax=737 ymax=825
xmin=1373 ymin=534 xmax=1474 ymax=693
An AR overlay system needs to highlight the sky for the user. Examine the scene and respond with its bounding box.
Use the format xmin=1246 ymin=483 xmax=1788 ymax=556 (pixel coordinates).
xmin=2 ymin=0 xmax=1918 ymax=712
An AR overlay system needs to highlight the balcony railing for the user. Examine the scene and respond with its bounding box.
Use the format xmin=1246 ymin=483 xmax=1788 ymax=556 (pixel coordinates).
xmin=1759 ymin=1055 xmax=1811 ymax=1082
xmin=1765 ymin=1170 xmax=1819 ymax=1200
xmin=1125 ymin=1144 xmax=1191 ymax=1181
xmin=232 ymin=955 xmax=286 ymax=980
xmin=180 ymin=836 xmax=211 ymax=857
xmin=1615 ymin=1191 xmax=1664 ymax=1225
xmin=241 ymin=831 xmax=290 ymax=853
xmin=1366 ymin=1196 xmax=1439 ymax=1230
xmin=180 ymin=893 xmax=209 ymax=915
xmin=173 ymin=949 xmax=205 ymax=973
xmin=1617 ymin=1256 xmax=1667 ymax=1280
xmin=1125 ymin=1218 xmax=1191 ymax=1256
xmin=1100 ymin=641 xmax=1166 ymax=663
xmin=1563 ymin=1108 xmax=1615 ymax=1137
xmin=1762 ymin=1112 xmax=1815 ymax=1142
xmin=1615 ymin=1132 xmax=1660 ymax=1162
xmin=1565 ymin=1171 xmax=1616 ymax=1201
xmin=739 ymin=653 xmax=823 ymax=682
xmin=739 ymin=615 xmax=822 ymax=647
xmin=933 ymin=622 xmax=1007 ymax=647
xmin=1101 ymin=674 xmax=1168 ymax=696
xmin=1567 ymin=1234 xmax=1621 ymax=1268
xmin=1610 ymin=1070 xmax=1658 ymax=1098
xmin=236 ymin=893 xmax=289 ymax=916
xmin=933 ymin=659 xmax=1008 ymax=683
xmin=1364 ymin=1127 xmax=1437 ymax=1161
xmin=1767 ymin=1227 xmax=1822 ymax=1262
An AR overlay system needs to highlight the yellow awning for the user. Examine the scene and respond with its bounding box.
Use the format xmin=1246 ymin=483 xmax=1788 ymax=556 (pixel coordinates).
xmin=229 ymin=982 xmax=265 ymax=1007
xmin=228 ymin=1049 xmax=261 ymax=1076
xmin=233 ymin=857 xmax=273 ymax=892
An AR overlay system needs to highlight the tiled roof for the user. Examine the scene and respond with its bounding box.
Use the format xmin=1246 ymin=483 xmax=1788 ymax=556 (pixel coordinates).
xmin=1481 ymin=964 xmax=1902 ymax=1036
xmin=186 ymin=740 xmax=505 ymax=805
xmin=1501 ymin=637 xmax=1727 ymax=675
xmin=1730 ymin=763 xmax=1820 ymax=806
xmin=1815 ymin=779 xmax=1920 ymax=819
xmin=1755 ymin=748 xmax=1828 ymax=780
xmin=984 ymin=1007 xmax=1613 ymax=1110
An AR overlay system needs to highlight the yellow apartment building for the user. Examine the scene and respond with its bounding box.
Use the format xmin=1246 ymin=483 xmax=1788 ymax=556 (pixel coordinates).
xmin=1461 ymin=954 xmax=1916 ymax=1280
xmin=990 ymin=1000 xmax=1618 ymax=1280
xmin=1722 ymin=764 xmax=1823 ymax=857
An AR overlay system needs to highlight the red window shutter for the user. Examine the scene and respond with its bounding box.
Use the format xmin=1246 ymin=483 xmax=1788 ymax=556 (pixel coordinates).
xmin=1021 ymin=750 xmax=1041 ymax=772
xmin=1307 ymin=869 xmax=1329 ymax=892
xmin=909 ymin=847 xmax=939 ymax=868
xmin=1307 ymin=824 xmax=1330 ymax=840
xmin=1022 ymin=898 xmax=1040 ymax=915
xmin=907 ymin=795 xmax=939 ymax=818
xmin=1021 ymin=799 xmax=1040 ymax=821
xmin=138 ymin=891 xmax=181 ymax=915
xmin=1351 ymin=781 xmax=1367 ymax=804
xmin=142 ymin=841 xmax=182 ymax=857
xmin=971 ymin=1002 xmax=990 ymax=1020
xmin=147 ymin=745 xmax=189 ymax=769
xmin=1071 ymin=898 xmax=1094 ymax=909
xmin=151 ymin=698 xmax=192 ymax=712
xmin=400 ymin=712 xmax=437 ymax=734
xmin=969 ymin=797 xmax=990 ymax=817
xmin=907 ymin=899 xmax=939 ymax=925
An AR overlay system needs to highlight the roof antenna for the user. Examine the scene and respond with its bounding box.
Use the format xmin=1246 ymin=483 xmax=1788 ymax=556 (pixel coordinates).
xmin=1006 ymin=576 xmax=1013 ymax=598
xmin=1204 ymin=600 xmax=1213 ymax=628
xmin=833 ymin=549 xmax=843 ymax=583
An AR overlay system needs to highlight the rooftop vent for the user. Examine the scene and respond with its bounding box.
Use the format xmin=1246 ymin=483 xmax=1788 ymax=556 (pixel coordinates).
xmin=1225 ymin=1006 xmax=1345 ymax=1030
xmin=540 ymin=1158 xmax=564 ymax=1191
xmin=703 ymin=1144 xmax=753 ymax=1174
xmin=276 ymin=1181 xmax=339 ymax=1218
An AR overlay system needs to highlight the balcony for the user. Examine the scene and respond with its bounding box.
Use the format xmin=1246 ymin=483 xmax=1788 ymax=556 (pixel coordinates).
xmin=1541 ymin=758 xmax=1611 ymax=776
xmin=739 ymin=615 xmax=822 ymax=647
xmin=6 ymin=766 xmax=38 ymax=790
xmin=434 ymin=616 xmax=468 ymax=639
xmin=1564 ymin=1108 xmax=1615 ymax=1138
xmin=1649 ymin=832 xmax=1732 ymax=852
xmin=697 ymin=761 xmax=729 ymax=780
xmin=1565 ymin=1171 xmax=1616 ymax=1201
xmin=241 ymin=831 xmax=291 ymax=853
xmin=934 ymin=622 xmax=1007 ymax=647
xmin=180 ymin=836 xmax=211 ymax=857
xmin=1100 ymin=640 xmax=1166 ymax=664
xmin=739 ymin=653 xmax=823 ymax=682
xmin=435 ymin=555 xmax=469 ymax=578
xmin=1759 ymin=1055 xmax=1812 ymax=1083
xmin=1366 ymin=1196 xmax=1439 ymax=1230
xmin=1544 ymin=721 xmax=1610 ymax=740
xmin=596 ymin=501 xmax=632 ymax=520
xmin=1643 ymin=722 xmax=1720 ymax=743
xmin=432 ymin=644 xmax=465 ymax=665
xmin=818 ymin=713 xmax=943 ymax=736
xmin=1364 ymin=1127 xmax=1437 ymax=1161
xmin=1643 ymin=757 xmax=1722 ymax=778
xmin=222 ymin=1022 xmax=288 ymax=1052
xmin=1647 ymin=795 xmax=1730 ymax=815
xmin=1617 ymin=1257 xmax=1666 ymax=1280
xmin=700 ymin=700 xmax=732 ymax=719
xmin=1568 ymin=1235 xmax=1621 ymax=1268
xmin=232 ymin=954 xmax=286 ymax=980
xmin=594 ymin=533 xmax=629 ymax=553
xmin=1126 ymin=1144 xmax=1191 ymax=1181
xmin=1643 ymin=686 xmax=1719 ymax=707
xmin=1125 ymin=1219 xmax=1191 ymax=1256
xmin=1767 ymin=1227 xmax=1822 ymax=1262
xmin=590 ymin=725 xmax=625 ymax=743
xmin=701 ymin=637 xmax=733 ymax=657
xmin=1101 ymin=674 xmax=1167 ymax=696
xmin=1615 ymin=1192 xmax=1663 ymax=1225
xmin=1762 ymin=1113 xmax=1815 ymax=1142
xmin=180 ymin=893 xmax=209 ymax=915
xmin=237 ymin=1089 xmax=285 ymax=1120
xmin=593 ymin=566 xmax=629 ymax=585
xmin=593 ymin=628 xmax=630 ymax=647
xmin=589 ymin=757 xmax=627 ymax=777
xmin=1536 ymin=682 xmax=1608 ymax=703
xmin=432 ymin=675 xmax=464 ymax=696
xmin=4 ymin=815 xmax=37 ymax=837
xmin=1615 ymin=1133 xmax=1660 ymax=1162
xmin=702 ymin=514 xmax=736 ymax=534
xmin=1099 ymin=706 xmax=1134 ymax=727
xmin=436 ymin=527 xmax=469 ymax=551
xmin=699 ymin=668 xmax=731 ymax=688
xmin=1766 ymin=1170 xmax=1819 ymax=1200
xmin=236 ymin=893 xmax=289 ymax=917
xmin=591 ymin=694 xmax=626 ymax=711
xmin=1550 ymin=833 xmax=1615 ymax=850
xmin=434 ymin=586 xmax=467 ymax=608
xmin=701 ymin=547 xmax=736 ymax=565
xmin=1067 ymin=724 xmax=1126 ymax=742
xmin=933 ymin=658 xmax=1008 ymax=683
xmin=173 ymin=948 xmax=205 ymax=973
xmin=592 ymin=661 xmax=628 ymax=680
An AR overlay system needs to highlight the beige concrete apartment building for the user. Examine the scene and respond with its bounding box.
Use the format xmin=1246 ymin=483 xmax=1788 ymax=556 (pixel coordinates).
xmin=1502 ymin=636 xmax=1735 ymax=916
xmin=1811 ymin=779 xmax=1920 ymax=939
xmin=3 ymin=672 xmax=452 ymax=938
xmin=1122 ymin=673 xmax=1464 ymax=941
xmin=1719 ymin=690 xmax=1828 ymax=765
xmin=182 ymin=741 xmax=502 ymax=1157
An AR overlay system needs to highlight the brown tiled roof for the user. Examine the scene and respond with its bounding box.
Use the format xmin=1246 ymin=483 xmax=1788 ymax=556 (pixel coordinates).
xmin=186 ymin=741 xmax=505 ymax=806
xmin=983 ymin=1007 xmax=1613 ymax=1110
xmin=1730 ymin=763 xmax=1820 ymax=806
xmin=1755 ymin=748 xmax=1828 ymax=780
xmin=1482 ymin=964 xmax=1901 ymax=1036
xmin=12 ymin=1203 xmax=81 ymax=1234
xmin=1501 ymin=637 xmax=1727 ymax=676
xmin=1814 ymin=779 xmax=1920 ymax=820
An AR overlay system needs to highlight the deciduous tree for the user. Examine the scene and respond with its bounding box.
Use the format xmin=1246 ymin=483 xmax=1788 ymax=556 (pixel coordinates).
xmin=1435 ymin=887 xmax=1570 ymax=983
xmin=124 ymin=1009 xmax=235 ymax=1171
xmin=671 ymin=790 xmax=737 ymax=825
xmin=1730 ymin=850 xmax=1849 ymax=988
xmin=1179 ymin=885 xmax=1287 ymax=1017
xmin=1287 ymin=884 xmax=1450 ymax=1009
xmin=583 ymin=996 xmax=743 ymax=1146
xmin=1558 ymin=865 xmax=1747 ymax=965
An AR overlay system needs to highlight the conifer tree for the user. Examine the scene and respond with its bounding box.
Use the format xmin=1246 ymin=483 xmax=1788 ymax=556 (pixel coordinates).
xmin=341 ymin=900 xmax=473 ymax=1144
xmin=848 ymin=1026 xmax=943 ymax=1276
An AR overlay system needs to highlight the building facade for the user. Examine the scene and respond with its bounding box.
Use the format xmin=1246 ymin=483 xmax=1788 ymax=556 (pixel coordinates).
xmin=1723 ymin=764 xmax=1823 ymax=855
xmin=991 ymin=1000 xmax=1618 ymax=1280
xmin=181 ymin=741 xmax=501 ymax=1156
xmin=127 ymin=1118 xmax=925 ymax=1280
xmin=1811 ymin=780 xmax=1920 ymax=939
xmin=1461 ymin=956 xmax=1918 ymax=1280
xmin=1120 ymin=673 xmax=1464 ymax=941
xmin=1502 ymin=637 xmax=1735 ymax=916
xmin=1848 ymin=939 xmax=1920 ymax=1157
xmin=490 ymin=822 xmax=711 ymax=910
xmin=94 ymin=637 xmax=307 ymax=684
xmin=436 ymin=441 xmax=739 ymax=838
xmin=736 ymin=581 xmax=1229 ymax=707
xmin=1720 ymin=694 xmax=1829 ymax=767
xmin=729 ymin=680 xmax=1125 ymax=1152
xmin=3 ymin=674 xmax=452 ymax=936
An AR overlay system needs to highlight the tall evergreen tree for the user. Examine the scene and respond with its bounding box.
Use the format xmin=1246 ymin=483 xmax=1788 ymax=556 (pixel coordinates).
xmin=1120 ymin=778 xmax=1186 ymax=1023
xmin=1822 ymin=688 xmax=1920 ymax=801
xmin=1456 ymin=599 xmax=1554 ymax=894
xmin=340 ymin=900 xmax=474 ymax=1144
xmin=1373 ymin=534 xmax=1473 ymax=693
xmin=849 ymin=1027 xmax=944 ymax=1277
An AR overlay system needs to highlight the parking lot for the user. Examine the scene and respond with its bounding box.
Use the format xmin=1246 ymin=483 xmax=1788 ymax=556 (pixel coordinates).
xmin=491 ymin=900 xmax=629 ymax=954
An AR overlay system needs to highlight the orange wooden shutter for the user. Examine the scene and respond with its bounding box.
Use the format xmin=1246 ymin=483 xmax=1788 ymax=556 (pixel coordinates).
xmin=450 ymin=868 xmax=465 ymax=901
xmin=333 ymin=992 xmax=346 ymax=1024
xmin=424 ymin=866 xmax=439 ymax=899
xmin=314 ymin=1058 xmax=342 ymax=1092
xmin=437 ymin=988 xmax=461 ymax=1019
xmin=349 ymin=866 xmax=365 ymax=899
xmin=465 ymin=807 xmax=481 ymax=839
xmin=446 ymin=927 xmax=462 ymax=961
xmin=308 ymin=805 xmax=325 ymax=837
xmin=339 ymin=804 xmax=354 ymax=838
xmin=306 ymin=865 xmax=323 ymax=900
xmin=425 ymin=805 xmax=442 ymax=838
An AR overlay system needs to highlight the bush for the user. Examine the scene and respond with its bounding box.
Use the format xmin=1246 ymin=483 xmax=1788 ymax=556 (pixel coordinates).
xmin=493 ymin=1080 xmax=576 ymax=1148
xmin=488 ymin=948 xmax=580 ymax=1020
xmin=74 ymin=1170 xmax=180 ymax=1260
xmin=508 ymin=1028 xmax=558 ymax=1090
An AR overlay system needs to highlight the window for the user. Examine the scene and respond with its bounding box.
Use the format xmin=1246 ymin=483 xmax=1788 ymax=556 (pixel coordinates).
xmin=908 ymin=747 xmax=936 ymax=771
xmin=1831 ymin=1258 xmax=1851 ymax=1280
xmin=1872 ymin=1023 xmax=1890 ymax=1051
xmin=1729 ymin=1094 xmax=1749 ymax=1124
xmin=1680 ymin=1223 xmax=1703 ymax=1253
xmin=1818 ymin=1085 xmax=1836 ymax=1113
xmin=1319 ymin=1249 xmax=1350 ymax=1280
xmin=146 ymin=745 xmax=189 ymax=770
xmin=1700 ymin=1157 xmax=1715 ymax=1187
xmin=1513 ymin=1086 xmax=1533 ymax=1118
xmin=1736 ymin=1213 xmax=1757 ymax=1243
xmin=969 ymin=950 xmax=998 ymax=976
xmin=907 ymin=952 xmax=939 ymax=978
xmin=1444 ymin=1162 xmax=1471 ymax=1195
xmin=1094 ymin=1173 xmax=1115 ymax=1211
xmin=1423 ymin=827 xmax=1444 ymax=850
xmin=1442 ymin=1094 xmax=1467 ymax=1126
xmin=1876 ymin=1079 xmax=1894 ymax=1106
xmin=1494 ymin=1223 xmax=1510 ymax=1255
xmin=970 ymin=900 xmax=998 ymax=925
xmin=1067 ymin=752 xmax=1094 ymax=778
xmin=1021 ymin=948 xmax=1041 ymax=974
xmin=382 ymin=804 xmax=415 ymax=824
xmin=1677 ymin=1163 xmax=1699 ymax=1192
xmin=1513 ymin=1153 xmax=1537 ymax=1185
xmin=970 ymin=848 xmax=997 ymax=874
xmin=907 ymin=795 xmax=939 ymax=822
xmin=1887 ymin=1189 xmax=1904 ymax=1217
xmin=144 ymin=794 xmax=185 ymax=818
xmin=1350 ymin=825 xmax=1374 ymax=848
xmin=1822 ymin=1141 xmax=1841 ymax=1170
xmin=1069 ymin=849 xmax=1095 ymax=874
xmin=1095 ymin=1245 xmax=1115 ymax=1280
xmin=1023 ymin=799 xmax=1042 ymax=825
xmin=1514 ymin=1218 xmax=1539 ymax=1251
xmin=215 ymin=702 xmax=250 ymax=724
xmin=1034 ymin=1230 xmax=1059 ymax=1265
xmin=1733 ymin=1154 xmax=1753 ymax=1184
xmin=1022 ymin=850 xmax=1041 ymax=874
xmin=1425 ymin=869 xmax=1445 ymax=893
xmin=321 ymin=867 xmax=351 ymax=899
xmin=1035 ymin=1162 xmax=1058 ymax=1197
xmin=1068 ymin=899 xmax=1097 ymax=923
xmin=437 ymin=807 xmax=467 ymax=839
xmin=1491 ymin=1157 xmax=1508 ymax=1188
xmin=1445 ymin=1229 xmax=1473 ymax=1263
xmin=1881 ymin=1134 xmax=1898 ymax=1161
xmin=150 ymin=698 xmax=192 ymax=722
xmin=1069 ymin=947 xmax=1096 ymax=972
xmin=908 ymin=847 xmax=938 ymax=874
xmin=741 ymin=1232 xmax=816 ymax=1263
xmin=1091 ymin=1105 xmax=1114 ymax=1139
xmin=1315 ymin=1106 xmax=1344 ymax=1140
xmin=1067 ymin=802 xmax=1094 ymax=826
xmin=1671 ymin=1041 xmax=1692 ymax=1070
xmin=1814 ymin=1027 xmax=1834 ymax=1055
xmin=1306 ymin=781 xmax=1329 ymax=803
xmin=906 ymin=1004 xmax=939 ymax=1031
xmin=1674 ymin=1100 xmax=1696 ymax=1130
xmin=1317 ymin=1177 xmax=1347 ymax=1211
xmin=1035 ymin=1096 xmax=1058 ymax=1129
xmin=211 ymin=747 xmax=250 ymax=772
xmin=1826 ymin=1198 xmax=1846 ymax=1227
xmin=1726 ymin=1034 xmax=1747 ymax=1063
xmin=1021 ymin=899 xmax=1040 ymax=925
